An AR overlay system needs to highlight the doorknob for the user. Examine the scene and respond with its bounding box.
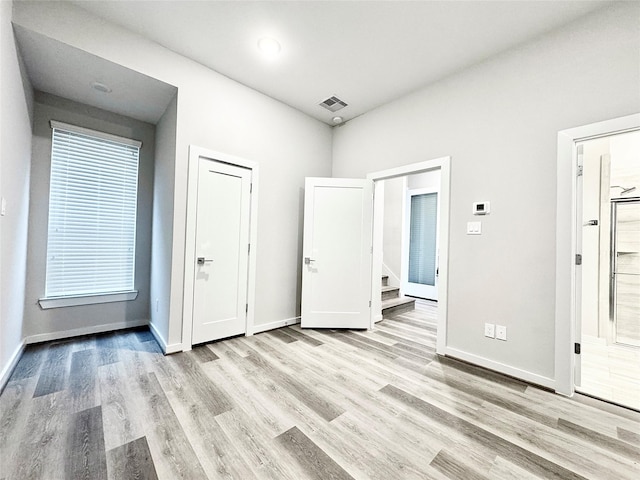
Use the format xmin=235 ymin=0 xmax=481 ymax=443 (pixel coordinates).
xmin=304 ymin=257 xmax=316 ymax=265
xmin=197 ymin=257 xmax=213 ymax=265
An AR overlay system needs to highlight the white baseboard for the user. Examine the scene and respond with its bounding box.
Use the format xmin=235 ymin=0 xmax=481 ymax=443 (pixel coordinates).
xmin=443 ymin=346 xmax=556 ymax=391
xmin=1 ymin=340 xmax=26 ymax=392
xmin=251 ymin=316 xmax=300 ymax=335
xmin=149 ymin=321 xmax=182 ymax=355
xmin=24 ymin=319 xmax=149 ymax=345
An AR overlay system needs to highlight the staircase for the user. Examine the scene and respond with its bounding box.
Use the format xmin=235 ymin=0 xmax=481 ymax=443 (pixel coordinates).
xmin=381 ymin=275 xmax=415 ymax=317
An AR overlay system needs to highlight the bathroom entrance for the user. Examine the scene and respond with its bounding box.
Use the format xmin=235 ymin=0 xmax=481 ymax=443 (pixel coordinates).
xmin=576 ymin=129 xmax=639 ymax=410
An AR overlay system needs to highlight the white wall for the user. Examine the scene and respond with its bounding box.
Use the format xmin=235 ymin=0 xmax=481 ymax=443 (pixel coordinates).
xmin=22 ymin=92 xmax=155 ymax=340
xmin=580 ymin=136 xmax=609 ymax=338
xmin=13 ymin=1 xmax=333 ymax=347
xmin=382 ymin=176 xmax=403 ymax=285
xmin=610 ymin=130 xmax=640 ymax=194
xmin=150 ymin=93 xmax=177 ymax=349
xmin=0 ymin=0 xmax=33 ymax=383
xmin=332 ymin=2 xmax=640 ymax=385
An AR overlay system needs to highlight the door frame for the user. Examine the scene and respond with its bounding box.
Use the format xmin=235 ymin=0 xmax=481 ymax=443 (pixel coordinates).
xmin=555 ymin=113 xmax=640 ymax=396
xmin=367 ymin=156 xmax=450 ymax=355
xmin=182 ymin=146 xmax=260 ymax=351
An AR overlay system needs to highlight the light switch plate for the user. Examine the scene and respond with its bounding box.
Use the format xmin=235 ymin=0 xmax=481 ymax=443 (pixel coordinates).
xmin=467 ymin=221 xmax=482 ymax=235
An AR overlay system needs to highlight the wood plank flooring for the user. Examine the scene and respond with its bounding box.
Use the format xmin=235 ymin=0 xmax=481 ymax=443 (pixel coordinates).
xmin=1 ymin=302 xmax=639 ymax=479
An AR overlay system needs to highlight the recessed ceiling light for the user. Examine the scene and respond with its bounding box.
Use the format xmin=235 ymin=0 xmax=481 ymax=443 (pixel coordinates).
xmin=332 ymin=116 xmax=344 ymax=124
xmin=257 ymin=37 xmax=281 ymax=58
xmin=91 ymin=81 xmax=112 ymax=93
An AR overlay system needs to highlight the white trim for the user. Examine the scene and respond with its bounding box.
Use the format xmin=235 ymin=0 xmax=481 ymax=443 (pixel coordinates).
xmin=444 ymin=346 xmax=556 ymax=391
xmin=0 ymin=340 xmax=26 ymax=392
xmin=24 ymin=319 xmax=148 ymax=345
xmin=368 ymin=156 xmax=451 ymax=355
xmin=149 ymin=321 xmax=181 ymax=354
xmin=38 ymin=291 xmax=138 ymax=309
xmin=555 ymin=113 xmax=640 ymax=396
xmin=183 ymin=146 xmax=259 ymax=350
xmin=50 ymin=120 xmax=142 ymax=147
xmin=252 ymin=317 xmax=301 ymax=334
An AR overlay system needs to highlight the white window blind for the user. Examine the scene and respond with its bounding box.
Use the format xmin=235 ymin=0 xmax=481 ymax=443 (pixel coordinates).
xmin=408 ymin=192 xmax=438 ymax=286
xmin=45 ymin=121 xmax=141 ymax=298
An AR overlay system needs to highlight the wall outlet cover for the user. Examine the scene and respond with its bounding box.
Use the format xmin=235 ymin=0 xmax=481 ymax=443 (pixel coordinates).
xmin=496 ymin=325 xmax=507 ymax=341
xmin=467 ymin=221 xmax=482 ymax=235
xmin=484 ymin=323 xmax=495 ymax=338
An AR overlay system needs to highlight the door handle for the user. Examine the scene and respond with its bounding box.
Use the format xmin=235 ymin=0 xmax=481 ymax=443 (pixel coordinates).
xmin=304 ymin=257 xmax=316 ymax=265
xmin=197 ymin=257 xmax=213 ymax=265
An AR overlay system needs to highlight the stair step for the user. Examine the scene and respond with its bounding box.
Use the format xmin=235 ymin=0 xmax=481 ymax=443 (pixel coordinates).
xmin=381 ymin=285 xmax=400 ymax=301
xmin=381 ymin=296 xmax=415 ymax=317
xmin=381 ymin=275 xmax=389 ymax=287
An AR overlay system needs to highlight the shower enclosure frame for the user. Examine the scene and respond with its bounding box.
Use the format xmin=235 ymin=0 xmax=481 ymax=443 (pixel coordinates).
xmin=609 ymin=196 xmax=640 ymax=347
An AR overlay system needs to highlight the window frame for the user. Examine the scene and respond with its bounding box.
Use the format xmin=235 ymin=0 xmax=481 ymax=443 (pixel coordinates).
xmin=39 ymin=120 xmax=141 ymax=309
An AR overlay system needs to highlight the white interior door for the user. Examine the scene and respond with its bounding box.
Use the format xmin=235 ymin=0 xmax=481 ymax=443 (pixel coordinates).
xmin=301 ymin=178 xmax=373 ymax=329
xmin=402 ymin=187 xmax=439 ymax=300
xmin=191 ymin=159 xmax=251 ymax=344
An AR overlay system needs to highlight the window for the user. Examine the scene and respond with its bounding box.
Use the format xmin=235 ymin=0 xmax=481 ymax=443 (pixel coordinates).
xmin=408 ymin=192 xmax=438 ymax=286
xmin=41 ymin=121 xmax=141 ymax=307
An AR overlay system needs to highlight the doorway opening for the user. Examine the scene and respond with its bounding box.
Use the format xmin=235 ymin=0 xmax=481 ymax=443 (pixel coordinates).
xmin=576 ymin=130 xmax=639 ymax=410
xmin=368 ymin=157 xmax=450 ymax=355
xmin=555 ymin=113 xmax=640 ymax=401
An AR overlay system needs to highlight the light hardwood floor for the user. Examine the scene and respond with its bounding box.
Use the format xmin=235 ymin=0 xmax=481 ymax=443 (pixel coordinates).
xmin=1 ymin=303 xmax=639 ymax=479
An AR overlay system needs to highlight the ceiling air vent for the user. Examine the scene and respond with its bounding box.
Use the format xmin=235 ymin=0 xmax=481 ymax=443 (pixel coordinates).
xmin=319 ymin=95 xmax=348 ymax=112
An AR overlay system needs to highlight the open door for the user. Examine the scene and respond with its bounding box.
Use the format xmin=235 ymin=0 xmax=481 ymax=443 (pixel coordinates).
xmin=301 ymin=178 xmax=373 ymax=329
xmin=402 ymin=187 xmax=439 ymax=300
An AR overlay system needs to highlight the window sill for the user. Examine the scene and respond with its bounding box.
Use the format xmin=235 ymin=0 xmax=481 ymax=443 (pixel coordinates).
xmin=38 ymin=291 xmax=138 ymax=309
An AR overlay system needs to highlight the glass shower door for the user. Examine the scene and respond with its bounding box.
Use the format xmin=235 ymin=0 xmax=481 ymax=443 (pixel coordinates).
xmin=611 ymin=199 xmax=640 ymax=347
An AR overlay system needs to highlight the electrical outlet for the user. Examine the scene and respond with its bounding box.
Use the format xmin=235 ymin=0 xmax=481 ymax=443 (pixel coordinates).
xmin=484 ymin=323 xmax=495 ymax=338
xmin=496 ymin=325 xmax=507 ymax=341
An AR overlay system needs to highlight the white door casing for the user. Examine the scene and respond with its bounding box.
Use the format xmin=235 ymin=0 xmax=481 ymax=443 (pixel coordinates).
xmin=182 ymin=146 xmax=259 ymax=352
xmin=301 ymin=178 xmax=373 ymax=329
xmin=191 ymin=159 xmax=251 ymax=344
xmin=368 ymin=157 xmax=450 ymax=353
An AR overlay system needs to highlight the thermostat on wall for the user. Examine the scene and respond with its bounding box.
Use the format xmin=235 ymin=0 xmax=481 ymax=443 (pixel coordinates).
xmin=473 ymin=201 xmax=490 ymax=215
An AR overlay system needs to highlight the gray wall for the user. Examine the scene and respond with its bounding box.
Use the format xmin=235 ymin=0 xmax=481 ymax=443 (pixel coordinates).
xmin=150 ymin=94 xmax=177 ymax=344
xmin=332 ymin=2 xmax=640 ymax=384
xmin=23 ymin=92 xmax=155 ymax=339
xmin=0 ymin=1 xmax=33 ymax=381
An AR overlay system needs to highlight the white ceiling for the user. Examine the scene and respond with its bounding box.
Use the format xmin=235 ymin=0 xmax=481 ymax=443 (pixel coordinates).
xmin=20 ymin=1 xmax=609 ymax=126
xmin=14 ymin=25 xmax=177 ymax=124
xmin=68 ymin=0 xmax=608 ymax=125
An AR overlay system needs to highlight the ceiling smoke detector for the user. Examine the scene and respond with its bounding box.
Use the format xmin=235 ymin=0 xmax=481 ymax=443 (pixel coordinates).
xmin=91 ymin=81 xmax=112 ymax=93
xmin=319 ymin=95 xmax=348 ymax=112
